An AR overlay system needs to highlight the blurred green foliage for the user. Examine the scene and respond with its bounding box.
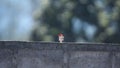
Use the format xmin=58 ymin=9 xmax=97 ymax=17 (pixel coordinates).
xmin=32 ymin=0 xmax=120 ymax=43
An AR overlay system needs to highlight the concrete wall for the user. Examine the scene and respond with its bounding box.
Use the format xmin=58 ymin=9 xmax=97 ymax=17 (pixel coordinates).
xmin=0 ymin=41 xmax=120 ymax=68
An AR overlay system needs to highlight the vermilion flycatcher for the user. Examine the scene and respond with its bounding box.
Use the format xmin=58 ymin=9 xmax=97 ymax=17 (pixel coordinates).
xmin=58 ymin=33 xmax=64 ymax=43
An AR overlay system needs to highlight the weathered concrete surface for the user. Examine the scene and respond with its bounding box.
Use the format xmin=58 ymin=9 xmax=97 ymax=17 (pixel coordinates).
xmin=0 ymin=41 xmax=120 ymax=68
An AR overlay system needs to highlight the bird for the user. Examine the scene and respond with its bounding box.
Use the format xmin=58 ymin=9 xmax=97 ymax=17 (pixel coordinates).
xmin=58 ymin=33 xmax=64 ymax=43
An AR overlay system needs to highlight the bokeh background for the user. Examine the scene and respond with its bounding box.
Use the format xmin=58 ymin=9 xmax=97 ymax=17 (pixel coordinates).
xmin=0 ymin=0 xmax=120 ymax=43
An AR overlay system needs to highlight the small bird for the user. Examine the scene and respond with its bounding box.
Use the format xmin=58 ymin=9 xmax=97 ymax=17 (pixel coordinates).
xmin=58 ymin=33 xmax=64 ymax=43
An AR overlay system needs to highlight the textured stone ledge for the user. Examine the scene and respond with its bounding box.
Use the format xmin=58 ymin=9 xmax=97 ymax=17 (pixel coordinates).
xmin=0 ymin=41 xmax=120 ymax=68
xmin=0 ymin=41 xmax=120 ymax=51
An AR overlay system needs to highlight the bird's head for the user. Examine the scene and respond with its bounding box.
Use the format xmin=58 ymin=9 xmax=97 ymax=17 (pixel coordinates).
xmin=58 ymin=33 xmax=64 ymax=37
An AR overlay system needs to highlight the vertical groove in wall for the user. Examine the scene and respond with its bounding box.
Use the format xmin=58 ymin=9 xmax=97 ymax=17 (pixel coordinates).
xmin=111 ymin=52 xmax=116 ymax=68
xmin=108 ymin=52 xmax=116 ymax=68
xmin=62 ymin=45 xmax=70 ymax=68
xmin=11 ymin=48 xmax=18 ymax=68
